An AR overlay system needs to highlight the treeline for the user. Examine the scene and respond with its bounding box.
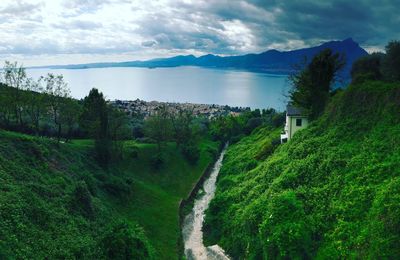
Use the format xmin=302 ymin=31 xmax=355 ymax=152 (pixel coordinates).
xmin=351 ymin=40 xmax=400 ymax=83
xmin=0 ymin=62 xmax=79 ymax=139
xmin=0 ymin=61 xmax=285 ymax=168
xmin=209 ymin=108 xmax=285 ymax=142
xmin=0 ymin=62 xmax=131 ymax=166
xmin=138 ymin=104 xmax=285 ymax=168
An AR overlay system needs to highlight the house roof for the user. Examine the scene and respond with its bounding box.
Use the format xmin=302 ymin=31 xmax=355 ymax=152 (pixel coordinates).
xmin=286 ymin=105 xmax=306 ymax=116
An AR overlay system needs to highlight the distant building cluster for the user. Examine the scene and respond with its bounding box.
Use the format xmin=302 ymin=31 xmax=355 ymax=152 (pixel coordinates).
xmin=109 ymin=99 xmax=249 ymax=119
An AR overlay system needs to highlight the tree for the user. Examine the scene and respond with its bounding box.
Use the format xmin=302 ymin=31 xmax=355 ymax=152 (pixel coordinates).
xmin=170 ymin=108 xmax=194 ymax=148
xmin=143 ymin=105 xmax=172 ymax=154
xmin=25 ymin=77 xmax=45 ymax=135
xmin=382 ymin=40 xmax=400 ymax=82
xmin=290 ymin=49 xmax=345 ymax=119
xmin=0 ymin=83 xmax=13 ymax=127
xmin=108 ymin=107 xmax=130 ymax=159
xmin=60 ymin=98 xmax=81 ymax=142
xmin=80 ymin=88 xmax=111 ymax=165
xmin=351 ymin=53 xmax=383 ymax=83
xmin=44 ymin=74 xmax=70 ymax=143
xmin=2 ymin=61 xmax=28 ymax=127
xmin=170 ymin=108 xmax=202 ymax=163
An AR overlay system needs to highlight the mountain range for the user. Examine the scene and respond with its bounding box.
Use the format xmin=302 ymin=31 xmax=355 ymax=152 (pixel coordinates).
xmin=40 ymin=38 xmax=368 ymax=80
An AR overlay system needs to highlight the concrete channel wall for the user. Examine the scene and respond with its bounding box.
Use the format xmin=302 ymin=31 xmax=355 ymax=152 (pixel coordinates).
xmin=177 ymin=142 xmax=224 ymax=259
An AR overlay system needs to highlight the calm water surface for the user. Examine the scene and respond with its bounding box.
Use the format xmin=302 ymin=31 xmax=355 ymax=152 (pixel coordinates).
xmin=27 ymin=66 xmax=289 ymax=110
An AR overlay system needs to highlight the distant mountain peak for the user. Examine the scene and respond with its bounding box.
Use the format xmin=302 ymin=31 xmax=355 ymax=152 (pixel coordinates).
xmin=343 ymin=37 xmax=356 ymax=43
xmin=39 ymin=38 xmax=367 ymax=81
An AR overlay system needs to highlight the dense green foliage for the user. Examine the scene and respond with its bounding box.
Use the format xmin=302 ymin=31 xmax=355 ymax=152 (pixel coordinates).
xmin=351 ymin=40 xmax=400 ymax=84
xmin=351 ymin=53 xmax=383 ymax=83
xmin=383 ymin=41 xmax=400 ymax=81
xmin=0 ymin=62 xmax=80 ymax=140
xmin=0 ymin=129 xmax=219 ymax=259
xmin=209 ymin=108 xmax=285 ymax=143
xmin=80 ymin=88 xmax=114 ymax=166
xmin=290 ymin=49 xmax=345 ymax=119
xmin=0 ymin=131 xmax=154 ymax=258
xmin=204 ymin=81 xmax=400 ymax=259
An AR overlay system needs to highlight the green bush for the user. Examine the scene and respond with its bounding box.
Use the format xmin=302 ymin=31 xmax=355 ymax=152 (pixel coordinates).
xmin=102 ymin=176 xmax=133 ymax=198
xmin=70 ymin=181 xmax=94 ymax=218
xmin=181 ymin=142 xmax=200 ymax=164
xmin=100 ymin=221 xmax=154 ymax=259
xmin=149 ymin=153 xmax=165 ymax=170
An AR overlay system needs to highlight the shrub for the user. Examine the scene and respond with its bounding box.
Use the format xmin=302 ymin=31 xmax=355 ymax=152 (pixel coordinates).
xmin=131 ymin=147 xmax=139 ymax=159
xmin=80 ymin=173 xmax=98 ymax=196
xmin=245 ymin=117 xmax=263 ymax=134
xmin=102 ymin=176 xmax=133 ymax=198
xmin=181 ymin=143 xmax=200 ymax=164
xmin=150 ymin=153 xmax=165 ymax=170
xmin=100 ymin=221 xmax=154 ymax=259
xmin=70 ymin=181 xmax=94 ymax=218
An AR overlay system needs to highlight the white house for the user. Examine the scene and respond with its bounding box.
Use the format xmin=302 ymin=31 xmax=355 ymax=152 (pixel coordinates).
xmin=280 ymin=105 xmax=309 ymax=143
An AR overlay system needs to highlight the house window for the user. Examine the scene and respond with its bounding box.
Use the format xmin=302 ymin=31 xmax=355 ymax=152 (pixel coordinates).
xmin=296 ymin=118 xmax=302 ymax=126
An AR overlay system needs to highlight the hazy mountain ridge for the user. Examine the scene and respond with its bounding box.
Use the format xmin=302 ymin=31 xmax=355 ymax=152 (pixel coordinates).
xmin=36 ymin=38 xmax=367 ymax=80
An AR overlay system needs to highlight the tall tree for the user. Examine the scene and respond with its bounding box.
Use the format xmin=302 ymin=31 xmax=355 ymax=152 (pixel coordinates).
xmin=0 ymin=83 xmax=13 ymax=127
xmin=60 ymin=98 xmax=81 ymax=142
xmin=80 ymin=88 xmax=111 ymax=166
xmin=290 ymin=49 xmax=345 ymax=119
xmin=170 ymin=108 xmax=195 ymax=148
xmin=44 ymin=74 xmax=70 ymax=143
xmin=2 ymin=61 xmax=28 ymax=127
xmin=382 ymin=40 xmax=400 ymax=82
xmin=143 ymin=105 xmax=172 ymax=154
xmin=25 ymin=77 xmax=45 ymax=135
xmin=108 ymin=107 xmax=130 ymax=159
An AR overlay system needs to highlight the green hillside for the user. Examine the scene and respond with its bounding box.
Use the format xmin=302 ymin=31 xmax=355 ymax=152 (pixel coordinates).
xmin=204 ymin=81 xmax=400 ymax=259
xmin=0 ymin=130 xmax=218 ymax=259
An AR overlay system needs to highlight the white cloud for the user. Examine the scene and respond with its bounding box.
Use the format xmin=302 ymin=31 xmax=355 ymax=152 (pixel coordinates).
xmin=0 ymin=0 xmax=398 ymax=66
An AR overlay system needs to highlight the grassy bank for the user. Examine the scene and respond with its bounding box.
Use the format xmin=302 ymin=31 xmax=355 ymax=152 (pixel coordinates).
xmin=0 ymin=130 xmax=219 ymax=259
xmin=204 ymin=81 xmax=400 ymax=259
xmin=105 ymin=140 xmax=219 ymax=259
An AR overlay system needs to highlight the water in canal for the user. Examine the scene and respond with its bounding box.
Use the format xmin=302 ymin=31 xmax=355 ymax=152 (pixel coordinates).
xmin=182 ymin=147 xmax=230 ymax=260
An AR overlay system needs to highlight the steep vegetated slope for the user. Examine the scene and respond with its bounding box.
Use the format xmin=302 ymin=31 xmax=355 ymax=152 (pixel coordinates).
xmin=0 ymin=130 xmax=218 ymax=259
xmin=0 ymin=132 xmax=154 ymax=259
xmin=204 ymin=81 xmax=400 ymax=259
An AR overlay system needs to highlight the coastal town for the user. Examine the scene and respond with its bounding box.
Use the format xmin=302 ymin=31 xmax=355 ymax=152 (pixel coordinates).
xmin=109 ymin=99 xmax=249 ymax=119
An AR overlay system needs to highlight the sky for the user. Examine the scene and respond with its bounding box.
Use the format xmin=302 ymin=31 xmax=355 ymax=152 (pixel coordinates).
xmin=0 ymin=0 xmax=399 ymax=66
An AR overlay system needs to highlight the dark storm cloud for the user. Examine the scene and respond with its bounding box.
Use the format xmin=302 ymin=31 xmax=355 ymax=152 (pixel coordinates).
xmin=1 ymin=0 xmax=399 ymax=65
xmin=137 ymin=0 xmax=399 ymax=53
xmin=247 ymin=0 xmax=400 ymax=49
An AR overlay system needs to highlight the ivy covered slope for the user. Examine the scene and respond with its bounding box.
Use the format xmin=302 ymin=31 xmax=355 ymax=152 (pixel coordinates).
xmin=0 ymin=129 xmax=219 ymax=259
xmin=204 ymin=81 xmax=400 ymax=259
xmin=0 ymin=131 xmax=155 ymax=259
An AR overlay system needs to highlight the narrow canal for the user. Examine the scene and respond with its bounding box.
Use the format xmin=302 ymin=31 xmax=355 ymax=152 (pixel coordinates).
xmin=182 ymin=147 xmax=230 ymax=260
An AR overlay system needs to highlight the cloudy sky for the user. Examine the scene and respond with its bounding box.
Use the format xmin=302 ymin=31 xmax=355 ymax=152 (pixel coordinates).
xmin=0 ymin=0 xmax=399 ymax=66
